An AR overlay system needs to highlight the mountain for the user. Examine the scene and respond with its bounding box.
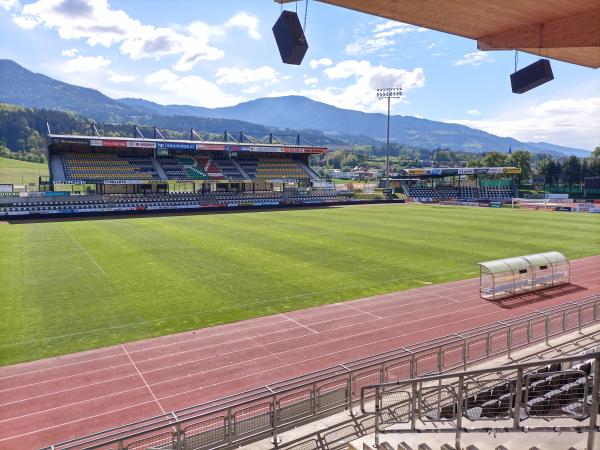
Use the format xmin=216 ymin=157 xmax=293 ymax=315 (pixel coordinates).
xmin=119 ymin=96 xmax=591 ymax=157
xmin=0 ymin=59 xmax=150 ymax=122
xmin=0 ymin=59 xmax=590 ymax=156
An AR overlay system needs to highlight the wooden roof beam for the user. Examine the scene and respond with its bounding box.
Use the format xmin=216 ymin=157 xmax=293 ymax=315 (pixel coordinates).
xmin=477 ymin=8 xmax=600 ymax=50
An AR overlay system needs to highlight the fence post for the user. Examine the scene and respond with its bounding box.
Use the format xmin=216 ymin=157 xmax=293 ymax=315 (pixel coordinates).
xmin=507 ymin=326 xmax=512 ymax=359
xmin=579 ymin=305 xmax=583 ymax=333
xmin=226 ymin=407 xmax=233 ymax=444
xmin=463 ymin=338 xmax=468 ymax=371
xmin=545 ymin=316 xmax=550 ymax=346
xmin=374 ymin=387 xmax=380 ymax=448
xmin=562 ymin=310 xmax=567 ymax=332
xmin=513 ymin=367 xmax=524 ymax=430
xmin=411 ymin=354 xmax=417 ymax=378
xmin=271 ymin=394 xmax=281 ymax=445
xmin=455 ymin=375 xmax=464 ymax=450
xmin=347 ymin=374 xmax=355 ymax=417
xmin=527 ymin=320 xmax=532 ymax=343
xmin=486 ymin=332 xmax=491 ymax=357
xmin=438 ymin=347 xmax=443 ymax=373
xmin=587 ymin=356 xmax=600 ymax=450
xmin=411 ymin=381 xmax=418 ymax=432
xmin=175 ymin=423 xmax=182 ymax=450
xmin=311 ymin=382 xmax=317 ymax=416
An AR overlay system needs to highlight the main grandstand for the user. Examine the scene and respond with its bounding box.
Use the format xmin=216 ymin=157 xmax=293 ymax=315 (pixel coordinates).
xmin=0 ymin=131 xmax=360 ymax=217
xmin=394 ymin=167 xmax=519 ymax=203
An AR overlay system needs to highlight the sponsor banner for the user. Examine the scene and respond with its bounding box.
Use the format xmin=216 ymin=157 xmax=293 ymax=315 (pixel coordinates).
xmin=224 ymin=145 xmax=240 ymax=152
xmin=404 ymin=169 xmax=426 ymax=175
xmin=101 ymin=139 xmax=128 ymax=148
xmin=502 ymin=167 xmax=521 ymax=174
xmin=473 ymin=168 xmax=489 ymax=174
xmin=103 ymin=180 xmax=146 ymax=185
xmin=56 ymin=180 xmax=86 ymax=185
xmin=0 ymin=184 xmax=13 ymax=193
xmin=555 ymin=206 xmax=572 ymax=212
xmin=90 ymin=139 xmax=103 ymax=147
xmin=156 ymin=142 xmax=196 ymax=151
xmin=50 ymin=137 xmax=89 ymax=145
xmin=487 ymin=167 xmax=505 ymax=174
xmin=196 ymin=143 xmax=225 ymax=151
xmin=127 ymin=141 xmax=156 ymax=149
xmin=430 ymin=168 xmax=442 ymax=176
xmin=458 ymin=168 xmax=475 ymax=175
xmin=441 ymin=168 xmax=458 ymax=176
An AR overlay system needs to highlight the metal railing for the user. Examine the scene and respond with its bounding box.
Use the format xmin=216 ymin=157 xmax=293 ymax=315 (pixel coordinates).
xmin=42 ymin=293 xmax=600 ymax=450
xmin=361 ymin=352 xmax=600 ymax=450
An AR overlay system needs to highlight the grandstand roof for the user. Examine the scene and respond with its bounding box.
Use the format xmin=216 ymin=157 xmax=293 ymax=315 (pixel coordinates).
xmin=399 ymin=167 xmax=521 ymax=178
xmin=47 ymin=134 xmax=327 ymax=154
xmin=317 ymin=0 xmax=599 ymax=68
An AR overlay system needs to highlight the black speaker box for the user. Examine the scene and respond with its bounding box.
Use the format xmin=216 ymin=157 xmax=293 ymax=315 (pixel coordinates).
xmin=272 ymin=11 xmax=308 ymax=65
xmin=510 ymin=59 xmax=554 ymax=94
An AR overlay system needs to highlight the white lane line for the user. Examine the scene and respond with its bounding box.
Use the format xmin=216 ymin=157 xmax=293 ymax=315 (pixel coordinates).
xmin=121 ymin=345 xmax=165 ymax=414
xmin=344 ymin=303 xmax=383 ymax=320
xmin=279 ymin=313 xmax=318 ymax=334
xmin=4 ymin=276 xmax=600 ymax=396
xmin=64 ymin=228 xmax=106 ymax=275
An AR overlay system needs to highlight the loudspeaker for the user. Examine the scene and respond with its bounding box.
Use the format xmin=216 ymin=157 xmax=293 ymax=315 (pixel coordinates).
xmin=510 ymin=59 xmax=554 ymax=94
xmin=272 ymin=10 xmax=308 ymax=65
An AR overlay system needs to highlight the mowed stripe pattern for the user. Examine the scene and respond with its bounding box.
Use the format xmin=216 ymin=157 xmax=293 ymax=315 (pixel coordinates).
xmin=0 ymin=256 xmax=599 ymax=450
xmin=1 ymin=203 xmax=599 ymax=365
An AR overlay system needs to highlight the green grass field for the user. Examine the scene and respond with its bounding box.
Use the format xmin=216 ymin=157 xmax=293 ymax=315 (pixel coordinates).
xmin=1 ymin=204 xmax=599 ymax=365
xmin=0 ymin=156 xmax=48 ymax=187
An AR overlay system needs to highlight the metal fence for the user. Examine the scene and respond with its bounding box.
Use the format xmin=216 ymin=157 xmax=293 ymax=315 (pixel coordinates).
xmin=361 ymin=352 xmax=600 ymax=450
xmin=43 ymin=293 xmax=600 ymax=450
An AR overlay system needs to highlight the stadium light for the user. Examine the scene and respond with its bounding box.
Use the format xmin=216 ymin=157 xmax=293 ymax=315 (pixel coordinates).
xmin=376 ymin=88 xmax=402 ymax=189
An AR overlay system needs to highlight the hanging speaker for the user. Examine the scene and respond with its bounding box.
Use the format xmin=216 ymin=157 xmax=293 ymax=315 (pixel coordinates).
xmin=510 ymin=59 xmax=554 ymax=94
xmin=272 ymin=10 xmax=308 ymax=65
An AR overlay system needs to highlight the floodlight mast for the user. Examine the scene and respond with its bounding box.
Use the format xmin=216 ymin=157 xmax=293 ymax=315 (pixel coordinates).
xmin=376 ymin=88 xmax=402 ymax=189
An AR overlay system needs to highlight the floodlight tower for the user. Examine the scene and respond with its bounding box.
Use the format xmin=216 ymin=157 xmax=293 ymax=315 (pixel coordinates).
xmin=376 ymin=88 xmax=402 ymax=189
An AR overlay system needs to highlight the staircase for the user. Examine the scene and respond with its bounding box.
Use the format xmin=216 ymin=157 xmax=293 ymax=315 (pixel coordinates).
xmin=49 ymin=154 xmax=66 ymax=182
xmin=150 ymin=157 xmax=168 ymax=181
xmin=231 ymin=158 xmax=251 ymax=180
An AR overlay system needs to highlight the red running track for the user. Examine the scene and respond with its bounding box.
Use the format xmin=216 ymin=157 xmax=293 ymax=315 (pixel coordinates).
xmin=1 ymin=255 xmax=599 ymax=450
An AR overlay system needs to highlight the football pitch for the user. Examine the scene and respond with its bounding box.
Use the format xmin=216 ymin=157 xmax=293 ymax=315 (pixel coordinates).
xmin=1 ymin=203 xmax=599 ymax=366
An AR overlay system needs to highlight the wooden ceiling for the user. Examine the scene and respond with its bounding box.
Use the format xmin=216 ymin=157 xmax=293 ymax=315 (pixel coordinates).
xmin=316 ymin=0 xmax=600 ymax=68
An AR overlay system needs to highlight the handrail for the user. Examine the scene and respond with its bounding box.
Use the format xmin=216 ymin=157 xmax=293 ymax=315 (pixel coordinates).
xmin=361 ymin=351 xmax=600 ymax=450
xmin=360 ymin=351 xmax=600 ymax=398
xmin=41 ymin=293 xmax=600 ymax=450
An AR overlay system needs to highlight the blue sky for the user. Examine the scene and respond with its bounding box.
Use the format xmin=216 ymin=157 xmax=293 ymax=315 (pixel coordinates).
xmin=0 ymin=0 xmax=598 ymax=149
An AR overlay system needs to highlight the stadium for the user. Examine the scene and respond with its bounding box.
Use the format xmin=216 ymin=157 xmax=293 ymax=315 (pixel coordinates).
xmin=1 ymin=1 xmax=600 ymax=450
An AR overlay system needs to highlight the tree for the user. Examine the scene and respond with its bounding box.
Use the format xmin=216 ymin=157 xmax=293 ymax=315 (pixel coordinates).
xmin=482 ymin=152 xmax=509 ymax=167
xmin=561 ymin=155 xmax=582 ymax=186
xmin=535 ymin=157 xmax=561 ymax=185
xmin=509 ymin=151 xmax=532 ymax=184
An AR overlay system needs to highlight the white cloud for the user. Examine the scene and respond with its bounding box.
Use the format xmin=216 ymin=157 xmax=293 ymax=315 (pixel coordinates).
xmin=304 ymin=77 xmax=318 ymax=86
xmin=12 ymin=1 xmax=260 ymax=71
xmin=144 ymin=69 xmax=242 ymax=108
xmin=447 ymin=97 xmax=600 ymax=149
xmin=346 ymin=37 xmax=394 ymax=56
xmin=62 ymin=55 xmax=110 ymax=72
xmin=242 ymin=85 xmax=260 ymax=94
xmin=61 ymin=47 xmax=79 ymax=57
xmin=225 ymin=12 xmax=261 ymax=39
xmin=215 ymin=66 xmax=279 ymax=85
xmin=466 ymin=109 xmax=480 ymax=115
xmin=270 ymin=60 xmax=425 ymax=113
xmin=309 ymin=58 xmax=333 ymax=69
xmin=0 ymin=0 xmax=19 ymax=11
xmin=346 ymin=20 xmax=419 ymax=55
xmin=107 ymin=70 xmax=135 ymax=83
xmin=453 ymin=50 xmax=494 ymax=66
